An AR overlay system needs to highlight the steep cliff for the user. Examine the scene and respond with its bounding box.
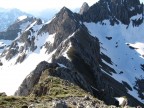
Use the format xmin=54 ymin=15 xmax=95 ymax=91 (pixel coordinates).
xmin=81 ymin=0 xmax=143 ymax=25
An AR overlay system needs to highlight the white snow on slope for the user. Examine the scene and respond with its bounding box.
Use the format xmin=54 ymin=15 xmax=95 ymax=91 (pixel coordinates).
xmin=84 ymin=19 xmax=144 ymax=103
xmin=0 ymin=33 xmax=56 ymax=95
xmin=0 ymin=20 xmax=57 ymax=95
xmin=18 ymin=15 xmax=27 ymax=21
xmin=0 ymin=19 xmax=34 ymax=54
xmin=0 ymin=47 xmax=55 ymax=95
xmin=25 ymin=21 xmax=37 ymax=31
xmin=58 ymin=63 xmax=67 ymax=68
xmin=128 ymin=42 xmax=144 ymax=58
xmin=0 ymin=40 xmax=12 ymax=54
xmin=115 ymin=97 xmax=125 ymax=105
xmin=130 ymin=14 xmax=143 ymax=20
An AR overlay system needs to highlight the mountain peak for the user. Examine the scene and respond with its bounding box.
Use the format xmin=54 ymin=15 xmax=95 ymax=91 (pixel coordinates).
xmin=82 ymin=0 xmax=143 ymax=25
xmin=56 ymin=6 xmax=74 ymax=18
xmin=79 ymin=2 xmax=89 ymax=15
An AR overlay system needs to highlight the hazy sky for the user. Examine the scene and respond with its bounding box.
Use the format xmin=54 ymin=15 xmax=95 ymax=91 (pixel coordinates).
xmin=0 ymin=0 xmax=144 ymax=12
xmin=0 ymin=0 xmax=97 ymax=12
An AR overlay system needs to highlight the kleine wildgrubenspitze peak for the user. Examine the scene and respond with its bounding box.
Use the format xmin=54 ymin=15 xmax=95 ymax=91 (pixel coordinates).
xmin=0 ymin=0 xmax=144 ymax=107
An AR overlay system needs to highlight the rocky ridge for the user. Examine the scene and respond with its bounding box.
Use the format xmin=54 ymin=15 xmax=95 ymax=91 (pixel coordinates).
xmin=0 ymin=0 xmax=144 ymax=107
xmin=0 ymin=17 xmax=34 ymax=40
xmin=81 ymin=0 xmax=143 ymax=25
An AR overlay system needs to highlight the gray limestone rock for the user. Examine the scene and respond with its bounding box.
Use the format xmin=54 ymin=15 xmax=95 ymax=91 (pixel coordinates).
xmin=82 ymin=0 xmax=143 ymax=25
xmin=79 ymin=2 xmax=89 ymax=15
xmin=52 ymin=100 xmax=67 ymax=108
xmin=15 ymin=61 xmax=50 ymax=96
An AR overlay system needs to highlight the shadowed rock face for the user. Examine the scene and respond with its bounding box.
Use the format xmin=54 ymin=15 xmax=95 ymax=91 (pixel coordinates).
xmin=81 ymin=0 xmax=143 ymax=25
xmin=134 ymin=78 xmax=144 ymax=100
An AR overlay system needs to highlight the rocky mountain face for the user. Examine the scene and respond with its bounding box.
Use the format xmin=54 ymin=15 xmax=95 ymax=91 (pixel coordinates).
xmin=0 ymin=17 xmax=34 ymax=40
xmin=81 ymin=0 xmax=143 ymax=25
xmin=0 ymin=75 xmax=116 ymax=108
xmin=79 ymin=2 xmax=89 ymax=15
xmin=0 ymin=16 xmax=39 ymax=55
xmin=0 ymin=8 xmax=31 ymax=31
xmin=0 ymin=0 xmax=144 ymax=107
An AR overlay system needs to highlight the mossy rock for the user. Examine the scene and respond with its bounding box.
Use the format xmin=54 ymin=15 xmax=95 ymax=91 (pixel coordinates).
xmin=31 ymin=69 xmax=87 ymax=99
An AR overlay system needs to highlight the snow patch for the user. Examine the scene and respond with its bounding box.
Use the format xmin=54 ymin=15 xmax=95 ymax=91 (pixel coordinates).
xmin=128 ymin=42 xmax=144 ymax=58
xmin=46 ymin=33 xmax=56 ymax=44
xmin=115 ymin=97 xmax=125 ymax=105
xmin=25 ymin=21 xmax=37 ymax=31
xmin=130 ymin=14 xmax=142 ymax=20
xmin=18 ymin=15 xmax=27 ymax=21
xmin=58 ymin=63 xmax=67 ymax=68
xmin=45 ymin=16 xmax=55 ymax=24
xmin=62 ymin=42 xmax=72 ymax=61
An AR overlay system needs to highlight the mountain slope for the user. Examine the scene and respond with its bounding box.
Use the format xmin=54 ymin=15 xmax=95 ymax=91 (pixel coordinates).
xmin=82 ymin=0 xmax=143 ymax=25
xmin=0 ymin=74 xmax=115 ymax=108
xmin=0 ymin=8 xmax=31 ymax=31
xmin=0 ymin=0 xmax=144 ymax=107
xmin=0 ymin=17 xmax=39 ymax=55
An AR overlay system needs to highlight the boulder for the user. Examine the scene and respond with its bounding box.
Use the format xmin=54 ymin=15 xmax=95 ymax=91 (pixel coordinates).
xmin=0 ymin=92 xmax=7 ymax=97
xmin=52 ymin=100 xmax=67 ymax=108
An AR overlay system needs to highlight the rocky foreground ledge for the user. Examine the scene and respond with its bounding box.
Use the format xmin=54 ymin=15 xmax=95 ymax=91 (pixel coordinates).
xmin=0 ymin=61 xmax=142 ymax=108
xmin=0 ymin=92 xmax=121 ymax=108
xmin=0 ymin=75 xmax=138 ymax=108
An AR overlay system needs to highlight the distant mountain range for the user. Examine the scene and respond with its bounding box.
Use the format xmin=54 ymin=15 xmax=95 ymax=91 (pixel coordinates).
xmin=0 ymin=8 xmax=31 ymax=31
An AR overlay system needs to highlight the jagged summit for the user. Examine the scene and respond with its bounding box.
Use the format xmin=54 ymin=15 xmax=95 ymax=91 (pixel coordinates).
xmin=82 ymin=0 xmax=143 ymax=25
xmin=79 ymin=2 xmax=89 ymax=15
xmin=38 ymin=6 xmax=80 ymax=53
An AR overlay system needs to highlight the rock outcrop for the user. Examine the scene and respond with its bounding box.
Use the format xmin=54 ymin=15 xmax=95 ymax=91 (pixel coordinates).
xmin=38 ymin=7 xmax=80 ymax=53
xmin=0 ymin=8 xmax=30 ymax=31
xmin=0 ymin=17 xmax=42 ymax=62
xmin=79 ymin=2 xmax=89 ymax=15
xmin=81 ymin=0 xmax=143 ymax=25
xmin=15 ymin=61 xmax=54 ymax=96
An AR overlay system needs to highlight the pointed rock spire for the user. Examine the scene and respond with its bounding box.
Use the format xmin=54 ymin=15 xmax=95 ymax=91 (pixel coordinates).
xmin=79 ymin=2 xmax=89 ymax=15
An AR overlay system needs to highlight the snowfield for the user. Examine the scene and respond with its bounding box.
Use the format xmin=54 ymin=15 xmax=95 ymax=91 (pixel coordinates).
xmin=84 ymin=17 xmax=144 ymax=103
